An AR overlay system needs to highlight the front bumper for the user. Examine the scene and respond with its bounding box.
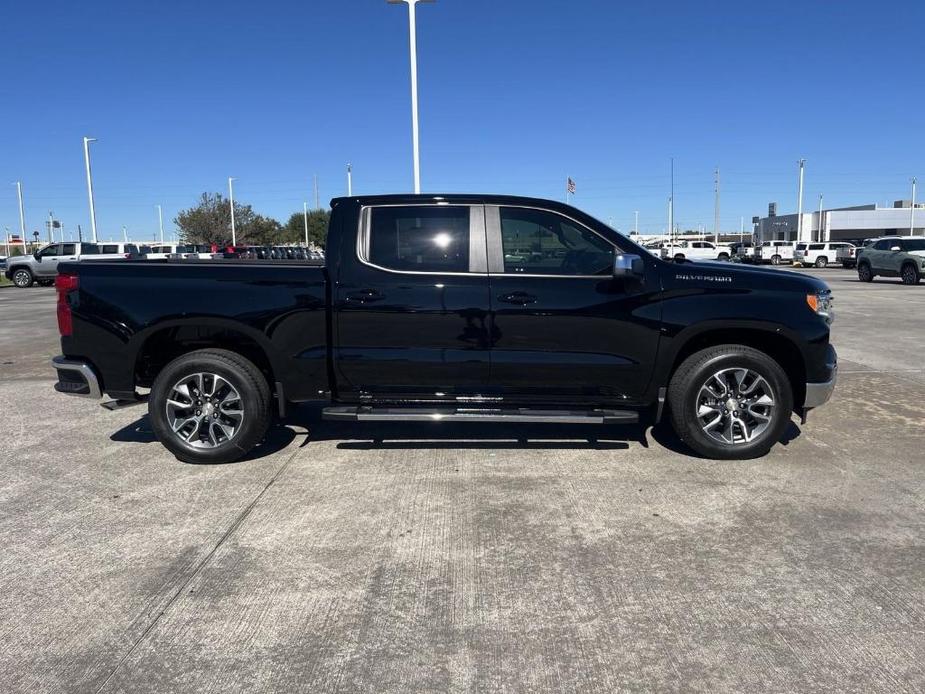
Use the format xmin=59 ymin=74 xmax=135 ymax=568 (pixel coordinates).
xmin=52 ymin=356 xmax=102 ymax=399
xmin=804 ymin=363 xmax=837 ymax=408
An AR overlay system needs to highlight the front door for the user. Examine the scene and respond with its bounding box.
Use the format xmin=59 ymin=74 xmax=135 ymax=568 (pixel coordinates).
xmin=33 ymin=244 xmax=62 ymax=277
xmin=486 ymin=205 xmax=662 ymax=404
xmin=334 ymin=203 xmax=491 ymax=400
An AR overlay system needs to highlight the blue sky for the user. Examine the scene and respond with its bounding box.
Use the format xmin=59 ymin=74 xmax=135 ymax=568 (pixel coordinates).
xmin=1 ymin=0 xmax=922 ymax=242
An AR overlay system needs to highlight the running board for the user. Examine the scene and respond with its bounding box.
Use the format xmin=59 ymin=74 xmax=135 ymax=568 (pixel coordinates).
xmin=101 ymin=395 xmax=149 ymax=411
xmin=322 ymin=406 xmax=638 ymax=425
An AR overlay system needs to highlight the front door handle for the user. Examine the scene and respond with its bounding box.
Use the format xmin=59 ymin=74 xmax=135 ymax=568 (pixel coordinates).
xmin=498 ymin=291 xmax=537 ymax=305
xmin=346 ymin=289 xmax=384 ymax=303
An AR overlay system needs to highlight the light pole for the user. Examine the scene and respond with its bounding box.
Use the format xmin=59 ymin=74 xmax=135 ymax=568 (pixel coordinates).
xmin=796 ymin=158 xmax=805 ymax=242
xmin=388 ymin=0 xmax=434 ymax=194
xmin=303 ymin=202 xmax=309 ymax=246
xmin=83 ymin=137 xmax=99 ymax=243
xmin=14 ymin=182 xmax=26 ymax=242
xmin=228 ymin=177 xmax=237 ymax=246
xmin=817 ymin=194 xmax=824 ymax=242
xmin=347 ymin=163 xmax=353 ymax=196
xmin=911 ymin=177 xmax=917 ymax=236
xmin=634 ymin=210 xmax=639 ymax=236
xmin=157 ymin=204 xmax=164 ymax=243
xmin=313 ymin=174 xmax=320 ymax=209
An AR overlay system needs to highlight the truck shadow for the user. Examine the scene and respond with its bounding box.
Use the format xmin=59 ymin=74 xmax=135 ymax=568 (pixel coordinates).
xmin=110 ymin=404 xmax=801 ymax=464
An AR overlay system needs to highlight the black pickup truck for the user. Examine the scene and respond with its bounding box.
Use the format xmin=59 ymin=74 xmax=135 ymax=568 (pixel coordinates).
xmin=51 ymin=194 xmax=836 ymax=462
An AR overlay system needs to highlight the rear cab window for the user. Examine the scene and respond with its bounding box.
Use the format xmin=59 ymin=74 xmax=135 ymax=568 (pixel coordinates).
xmin=362 ymin=206 xmax=473 ymax=273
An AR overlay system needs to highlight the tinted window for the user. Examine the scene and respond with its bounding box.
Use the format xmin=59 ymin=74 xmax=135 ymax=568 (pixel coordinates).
xmin=901 ymin=239 xmax=925 ymax=252
xmin=500 ymin=207 xmax=613 ymax=275
xmin=873 ymin=239 xmax=893 ymax=250
xmin=367 ymin=206 xmax=470 ymax=273
xmin=809 ymin=244 xmax=824 ymax=250
xmin=39 ymin=245 xmax=61 ymax=257
xmin=81 ymin=244 xmax=99 ymax=254
xmin=100 ymin=244 xmax=118 ymax=253
xmin=61 ymin=244 xmax=77 ymax=255
xmin=126 ymin=245 xmax=140 ymax=254
xmin=796 ymin=243 xmax=807 ymax=250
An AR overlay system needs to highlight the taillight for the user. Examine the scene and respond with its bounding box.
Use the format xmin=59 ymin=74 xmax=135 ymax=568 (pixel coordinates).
xmin=55 ymin=273 xmax=79 ymax=337
xmin=124 ymin=253 xmax=131 ymax=258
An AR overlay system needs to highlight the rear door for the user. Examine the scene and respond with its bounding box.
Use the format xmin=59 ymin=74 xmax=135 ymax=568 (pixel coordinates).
xmin=333 ymin=203 xmax=491 ymax=398
xmin=485 ymin=205 xmax=661 ymax=403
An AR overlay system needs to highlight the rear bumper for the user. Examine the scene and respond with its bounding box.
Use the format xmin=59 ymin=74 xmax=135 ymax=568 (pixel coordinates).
xmin=51 ymin=356 xmax=102 ymax=399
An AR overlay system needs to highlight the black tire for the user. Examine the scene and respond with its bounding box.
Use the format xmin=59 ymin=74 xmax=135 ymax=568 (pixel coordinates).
xmin=11 ymin=267 xmax=33 ymax=288
xmin=771 ymin=255 xmax=781 ymax=265
xmin=815 ymin=256 xmax=828 ymax=268
xmin=149 ymin=349 xmax=271 ymax=464
xmin=901 ymin=263 xmax=920 ymax=285
xmin=717 ymin=252 xmax=730 ymax=261
xmin=667 ymin=345 xmax=794 ymax=460
xmin=857 ymin=262 xmax=873 ymax=283
xmin=674 ymin=253 xmax=685 ymax=262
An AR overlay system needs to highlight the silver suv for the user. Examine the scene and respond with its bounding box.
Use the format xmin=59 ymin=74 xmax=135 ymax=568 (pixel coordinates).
xmin=3 ymin=242 xmax=100 ymax=287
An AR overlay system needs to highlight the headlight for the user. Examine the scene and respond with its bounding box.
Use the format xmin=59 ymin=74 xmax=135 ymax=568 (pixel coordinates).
xmin=806 ymin=290 xmax=834 ymax=323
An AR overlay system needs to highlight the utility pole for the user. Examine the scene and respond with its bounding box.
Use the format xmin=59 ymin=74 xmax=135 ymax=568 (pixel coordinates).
xmin=388 ymin=0 xmax=433 ymax=194
xmin=740 ymin=216 xmax=745 ymax=243
xmin=83 ymin=137 xmax=99 ymax=243
xmin=313 ymin=174 xmax=320 ymax=209
xmin=228 ymin=177 xmax=237 ymax=246
xmin=303 ymin=202 xmax=309 ymax=246
xmin=796 ymin=159 xmax=805 ymax=242
xmin=157 ymin=204 xmax=164 ymax=243
xmin=347 ymin=163 xmax=353 ymax=196
xmin=911 ymin=177 xmax=917 ymax=236
xmin=713 ymin=167 xmax=720 ymax=244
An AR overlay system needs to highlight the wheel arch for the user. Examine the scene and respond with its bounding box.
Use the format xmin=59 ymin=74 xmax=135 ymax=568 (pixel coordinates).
xmin=663 ymin=324 xmax=807 ymax=410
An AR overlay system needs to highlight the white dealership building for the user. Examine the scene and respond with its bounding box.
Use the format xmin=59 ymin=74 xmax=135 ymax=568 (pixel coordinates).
xmin=755 ymin=201 xmax=924 ymax=244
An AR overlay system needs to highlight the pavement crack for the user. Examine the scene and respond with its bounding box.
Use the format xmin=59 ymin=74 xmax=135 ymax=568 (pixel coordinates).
xmin=93 ymin=450 xmax=299 ymax=693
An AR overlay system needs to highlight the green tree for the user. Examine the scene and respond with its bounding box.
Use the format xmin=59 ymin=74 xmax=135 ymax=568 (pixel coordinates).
xmin=174 ymin=192 xmax=258 ymax=246
xmin=283 ymin=208 xmax=330 ymax=248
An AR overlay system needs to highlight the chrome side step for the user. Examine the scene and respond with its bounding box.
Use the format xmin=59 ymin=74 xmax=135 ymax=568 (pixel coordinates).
xmin=101 ymin=395 xmax=149 ymax=411
xmin=322 ymin=406 xmax=638 ymax=425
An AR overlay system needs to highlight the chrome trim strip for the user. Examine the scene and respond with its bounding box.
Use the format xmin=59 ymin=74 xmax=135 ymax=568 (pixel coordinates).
xmin=804 ymin=366 xmax=837 ymax=408
xmin=322 ymin=406 xmax=639 ymax=424
xmin=51 ymin=356 xmax=102 ymax=399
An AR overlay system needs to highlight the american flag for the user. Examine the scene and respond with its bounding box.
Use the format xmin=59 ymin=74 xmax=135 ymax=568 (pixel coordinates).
xmin=567 ymin=177 xmax=576 ymax=195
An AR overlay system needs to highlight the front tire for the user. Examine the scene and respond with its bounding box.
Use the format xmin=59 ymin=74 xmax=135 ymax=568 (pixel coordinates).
xmin=149 ymin=349 xmax=271 ymax=464
xmin=667 ymin=345 xmax=793 ymax=460
xmin=771 ymin=255 xmax=782 ymax=265
xmin=815 ymin=256 xmax=828 ymax=268
xmin=857 ymin=262 xmax=874 ymax=282
xmin=901 ymin=263 xmax=921 ymax=285
xmin=11 ymin=268 xmax=33 ymax=288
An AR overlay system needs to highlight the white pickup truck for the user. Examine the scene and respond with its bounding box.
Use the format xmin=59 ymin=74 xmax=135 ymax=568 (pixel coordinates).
xmin=794 ymin=242 xmax=856 ymax=268
xmin=756 ymin=240 xmax=795 ymax=265
xmin=659 ymin=240 xmax=731 ymax=262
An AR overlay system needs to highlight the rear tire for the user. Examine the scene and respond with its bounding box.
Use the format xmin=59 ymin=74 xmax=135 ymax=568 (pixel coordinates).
xmin=771 ymin=255 xmax=782 ymax=265
xmin=674 ymin=253 xmax=685 ymax=262
xmin=717 ymin=252 xmax=730 ymax=261
xmin=901 ymin=263 xmax=921 ymax=285
xmin=815 ymin=256 xmax=828 ymax=268
xmin=149 ymin=349 xmax=271 ymax=464
xmin=667 ymin=345 xmax=793 ymax=460
xmin=857 ymin=262 xmax=873 ymax=283
xmin=11 ymin=268 xmax=33 ymax=288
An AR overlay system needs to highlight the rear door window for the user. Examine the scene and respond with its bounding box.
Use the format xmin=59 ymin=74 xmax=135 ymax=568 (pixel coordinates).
xmin=100 ymin=244 xmax=118 ymax=253
xmin=61 ymin=244 xmax=77 ymax=255
xmin=366 ymin=206 xmax=470 ymax=273
xmin=901 ymin=239 xmax=925 ymax=252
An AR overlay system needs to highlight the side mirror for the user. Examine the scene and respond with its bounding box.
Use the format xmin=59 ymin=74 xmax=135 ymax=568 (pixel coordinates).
xmin=33 ymin=252 xmax=41 ymax=261
xmin=613 ymin=253 xmax=645 ymax=279
xmin=890 ymin=246 xmax=902 ymax=252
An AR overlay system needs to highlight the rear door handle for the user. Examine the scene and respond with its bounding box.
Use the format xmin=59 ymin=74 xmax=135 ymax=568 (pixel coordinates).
xmin=346 ymin=289 xmax=384 ymax=303
xmin=498 ymin=291 xmax=537 ymax=305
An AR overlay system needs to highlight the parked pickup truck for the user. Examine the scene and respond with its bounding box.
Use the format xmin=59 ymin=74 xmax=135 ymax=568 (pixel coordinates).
xmin=5 ymin=242 xmax=101 ymax=287
xmin=51 ymin=194 xmax=837 ymax=463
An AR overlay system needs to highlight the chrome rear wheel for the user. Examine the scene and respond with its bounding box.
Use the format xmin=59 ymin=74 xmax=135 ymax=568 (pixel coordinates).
xmin=165 ymin=372 xmax=244 ymax=449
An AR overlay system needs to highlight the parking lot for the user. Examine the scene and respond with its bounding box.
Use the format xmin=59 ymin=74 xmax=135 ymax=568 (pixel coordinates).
xmin=0 ymin=266 xmax=923 ymax=693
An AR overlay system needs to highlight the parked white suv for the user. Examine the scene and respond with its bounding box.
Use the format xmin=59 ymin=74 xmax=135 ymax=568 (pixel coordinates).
xmin=793 ymin=242 xmax=855 ymax=268
xmin=757 ymin=240 xmax=795 ymax=265
xmin=145 ymin=243 xmax=179 ymax=260
xmin=93 ymin=242 xmax=143 ymax=260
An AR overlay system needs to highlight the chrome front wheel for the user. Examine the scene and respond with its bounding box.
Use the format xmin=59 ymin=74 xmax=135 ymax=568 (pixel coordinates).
xmin=696 ymin=368 xmax=776 ymax=446
xmin=165 ymin=372 xmax=244 ymax=449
